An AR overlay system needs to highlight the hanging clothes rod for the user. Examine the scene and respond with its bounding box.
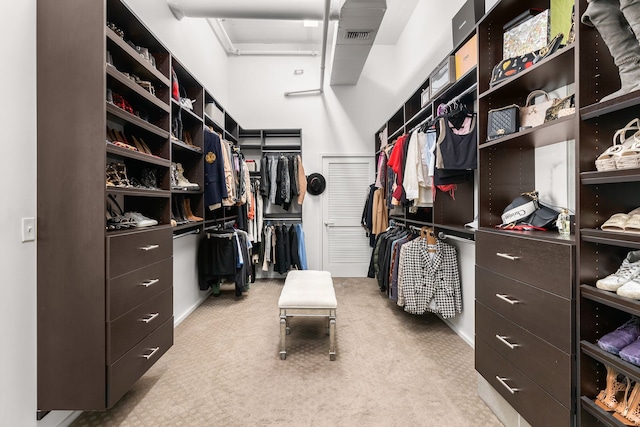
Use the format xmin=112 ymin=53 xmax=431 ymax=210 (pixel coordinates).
xmin=437 ymin=231 xmax=475 ymax=244
xmin=173 ymin=228 xmax=201 ymax=239
xmin=408 ymin=115 xmax=434 ymax=134
xmin=204 ymin=219 xmax=236 ymax=231
xmin=446 ymin=83 xmax=478 ymax=107
xmin=262 ymin=150 xmax=301 ymax=154
xmin=264 ymin=217 xmax=302 ymax=222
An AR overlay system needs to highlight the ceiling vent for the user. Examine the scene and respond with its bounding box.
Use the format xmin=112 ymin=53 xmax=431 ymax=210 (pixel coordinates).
xmin=345 ymin=30 xmax=372 ymax=40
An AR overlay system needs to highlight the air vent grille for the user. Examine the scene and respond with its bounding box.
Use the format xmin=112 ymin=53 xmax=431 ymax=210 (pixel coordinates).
xmin=345 ymin=31 xmax=371 ymax=40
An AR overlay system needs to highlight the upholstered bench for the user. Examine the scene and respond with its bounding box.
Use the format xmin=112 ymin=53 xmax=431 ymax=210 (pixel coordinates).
xmin=278 ymin=270 xmax=337 ymax=361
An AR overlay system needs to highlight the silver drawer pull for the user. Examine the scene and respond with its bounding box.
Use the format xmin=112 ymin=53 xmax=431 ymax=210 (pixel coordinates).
xmin=496 ymin=335 xmax=520 ymax=350
xmin=496 ymin=294 xmax=520 ymax=305
xmin=142 ymin=347 xmax=160 ymax=360
xmin=496 ymin=253 xmax=520 ymax=261
xmin=141 ymin=279 xmax=160 ymax=288
xmin=496 ymin=376 xmax=519 ymax=394
xmin=141 ymin=313 xmax=160 ymax=323
xmin=140 ymin=244 xmax=159 ymax=251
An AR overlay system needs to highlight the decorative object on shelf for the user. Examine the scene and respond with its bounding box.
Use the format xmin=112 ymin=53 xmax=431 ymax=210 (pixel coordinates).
xmin=499 ymin=190 xmax=560 ymax=230
xmin=503 ymin=9 xmax=550 ymax=59
xmin=555 ymin=208 xmax=571 ymax=236
xmin=544 ymin=93 xmax=576 ymax=121
xmin=487 ymin=104 xmax=519 ymax=140
xmin=429 ymin=56 xmax=456 ymax=99
xmin=454 ymin=34 xmax=478 ymax=79
xmin=595 ymin=118 xmax=640 ymax=171
xmin=134 ymin=45 xmax=156 ymax=68
xmin=582 ymin=0 xmax=640 ymax=102
xmin=520 ymin=90 xmax=559 ymax=128
xmin=489 ymin=32 xmax=564 ymax=87
xmin=306 ymin=173 xmax=326 ymax=196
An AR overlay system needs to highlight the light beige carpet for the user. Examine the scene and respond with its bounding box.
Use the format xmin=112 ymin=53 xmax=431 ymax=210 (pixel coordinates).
xmin=72 ymin=277 xmax=502 ymax=427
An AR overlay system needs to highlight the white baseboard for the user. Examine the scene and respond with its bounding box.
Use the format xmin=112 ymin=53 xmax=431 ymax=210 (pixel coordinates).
xmin=442 ymin=318 xmax=475 ymax=349
xmin=174 ymin=290 xmax=212 ymax=327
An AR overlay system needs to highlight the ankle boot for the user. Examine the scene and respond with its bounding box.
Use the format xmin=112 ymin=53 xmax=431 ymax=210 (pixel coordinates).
xmin=184 ymin=198 xmax=203 ymax=222
xmin=170 ymin=162 xmax=179 ymax=189
xmin=582 ymin=0 xmax=640 ymax=101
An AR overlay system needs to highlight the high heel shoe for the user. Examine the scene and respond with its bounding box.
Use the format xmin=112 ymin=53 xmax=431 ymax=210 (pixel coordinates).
xmin=596 ymin=366 xmax=629 ymax=412
xmin=615 ymin=381 xmax=640 ymax=425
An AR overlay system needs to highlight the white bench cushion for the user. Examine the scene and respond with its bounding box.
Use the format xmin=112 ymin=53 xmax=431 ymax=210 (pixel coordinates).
xmin=278 ymin=270 xmax=337 ymax=309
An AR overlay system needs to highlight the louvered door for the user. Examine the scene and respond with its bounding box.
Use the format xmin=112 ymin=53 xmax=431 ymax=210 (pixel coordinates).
xmin=322 ymin=156 xmax=375 ymax=277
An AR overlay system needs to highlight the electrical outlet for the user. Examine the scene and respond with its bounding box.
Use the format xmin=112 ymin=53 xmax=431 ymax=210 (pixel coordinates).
xmin=22 ymin=217 xmax=35 ymax=242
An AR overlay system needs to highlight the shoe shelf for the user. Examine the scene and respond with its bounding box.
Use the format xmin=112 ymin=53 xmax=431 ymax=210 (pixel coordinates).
xmin=479 ymin=114 xmax=575 ymax=150
xmin=171 ymin=99 xmax=202 ymax=124
xmin=204 ymin=114 xmax=224 ymax=134
xmin=105 ymin=27 xmax=171 ymax=88
xmin=106 ymin=143 xmax=170 ymax=167
xmin=171 ymin=188 xmax=202 ymax=194
xmin=582 ymin=285 xmax=640 ymax=318
xmin=581 ymin=169 xmax=640 ymax=185
xmin=106 ymin=187 xmax=170 ymax=198
xmin=107 ymin=65 xmax=170 ymax=113
xmin=581 ymin=395 xmax=630 ymax=427
xmin=171 ymin=138 xmax=202 ymax=155
xmin=106 ymin=102 xmax=170 ymax=138
xmin=581 ymin=229 xmax=640 ymax=249
xmin=581 ymin=91 xmax=640 ymax=121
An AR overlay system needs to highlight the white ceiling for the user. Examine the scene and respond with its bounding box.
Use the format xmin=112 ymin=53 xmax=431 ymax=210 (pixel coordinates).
xmin=219 ymin=0 xmax=419 ymax=49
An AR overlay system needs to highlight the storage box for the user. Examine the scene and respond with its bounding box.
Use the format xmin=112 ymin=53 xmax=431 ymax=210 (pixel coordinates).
xmin=451 ymin=0 xmax=485 ymax=48
xmin=455 ymin=34 xmax=478 ymax=79
xmin=420 ymin=87 xmax=431 ymax=108
xmin=429 ymin=57 xmax=456 ymax=99
xmin=503 ymin=9 xmax=550 ymax=59
xmin=205 ymin=102 xmax=224 ymax=125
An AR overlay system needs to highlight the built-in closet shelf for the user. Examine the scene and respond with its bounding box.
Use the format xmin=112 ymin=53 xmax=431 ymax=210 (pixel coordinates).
xmin=580 ymin=396 xmax=627 ymax=427
xmin=171 ymin=99 xmax=203 ymax=123
xmin=476 ymin=226 xmax=576 ymax=244
xmin=581 ymin=91 xmax=640 ymax=120
xmin=203 ymin=217 xmax=237 ymax=228
xmin=107 ymin=65 xmax=170 ymax=112
xmin=479 ymin=45 xmax=575 ymax=99
xmin=106 ymin=144 xmax=170 ymax=167
xmin=171 ymin=189 xmax=202 ymax=195
xmin=405 ymin=105 xmax=432 ymax=131
xmin=581 ymin=169 xmax=640 ymax=185
xmin=106 ymin=223 xmax=173 ymax=237
xmin=433 ymin=224 xmax=476 ymax=239
xmin=105 ymin=28 xmax=170 ymax=86
xmin=106 ymin=103 xmax=169 ymax=138
xmin=582 ymin=341 xmax=640 ymax=384
xmin=171 ymin=139 xmax=202 ymax=154
xmin=581 ymin=229 xmax=640 ymax=249
xmin=479 ymin=115 xmax=575 ymax=150
xmin=204 ymin=114 xmax=224 ymax=131
xmin=389 ymin=216 xmax=433 ymax=227
xmin=172 ymin=222 xmax=202 ymax=233
xmin=106 ymin=187 xmax=171 ymax=198
xmin=388 ymin=126 xmax=404 ymax=141
xmin=581 ymin=285 xmax=640 ymax=318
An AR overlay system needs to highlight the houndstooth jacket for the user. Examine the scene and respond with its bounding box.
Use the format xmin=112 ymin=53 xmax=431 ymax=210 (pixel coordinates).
xmin=399 ymin=239 xmax=462 ymax=318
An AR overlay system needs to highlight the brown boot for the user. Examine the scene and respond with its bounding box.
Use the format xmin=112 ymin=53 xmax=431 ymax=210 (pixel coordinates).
xmin=184 ymin=198 xmax=203 ymax=222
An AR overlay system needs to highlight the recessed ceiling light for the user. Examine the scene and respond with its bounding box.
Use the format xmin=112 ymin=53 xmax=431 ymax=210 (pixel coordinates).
xmin=303 ymin=20 xmax=319 ymax=28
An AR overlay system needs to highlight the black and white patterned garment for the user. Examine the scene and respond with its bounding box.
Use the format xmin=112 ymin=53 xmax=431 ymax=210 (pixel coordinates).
xmin=399 ymin=238 xmax=462 ymax=318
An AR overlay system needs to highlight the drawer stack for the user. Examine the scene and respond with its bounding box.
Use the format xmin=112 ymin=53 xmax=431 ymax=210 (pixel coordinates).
xmin=106 ymin=227 xmax=174 ymax=406
xmin=475 ymin=230 xmax=575 ymax=427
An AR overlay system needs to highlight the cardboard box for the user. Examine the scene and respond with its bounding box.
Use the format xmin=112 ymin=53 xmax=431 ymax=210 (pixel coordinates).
xmin=455 ymin=34 xmax=478 ymax=79
xmin=503 ymin=9 xmax=550 ymax=59
xmin=451 ymin=0 xmax=485 ymax=49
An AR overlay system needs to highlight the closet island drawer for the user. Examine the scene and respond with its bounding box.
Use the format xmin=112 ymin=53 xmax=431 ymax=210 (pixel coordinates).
xmin=476 ymin=339 xmax=571 ymax=427
xmin=108 ymin=258 xmax=173 ymax=320
xmin=107 ymin=227 xmax=172 ymax=278
xmin=476 ymin=266 xmax=572 ymax=353
xmin=107 ymin=316 xmax=173 ymax=407
xmin=476 ymin=302 xmax=572 ymax=407
xmin=476 ymin=230 xmax=573 ymax=298
xmin=107 ymin=288 xmax=173 ymax=363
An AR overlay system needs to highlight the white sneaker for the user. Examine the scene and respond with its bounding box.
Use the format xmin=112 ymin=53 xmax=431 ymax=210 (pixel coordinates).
xmin=618 ymin=279 xmax=640 ymax=299
xmin=597 ymin=250 xmax=640 ymax=291
xmin=124 ymin=212 xmax=158 ymax=228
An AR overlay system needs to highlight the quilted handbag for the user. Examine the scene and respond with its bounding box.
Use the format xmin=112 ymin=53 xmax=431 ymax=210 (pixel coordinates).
xmin=487 ymin=104 xmax=520 ymax=140
xmin=544 ymin=94 xmax=575 ymax=122
xmin=520 ymin=90 xmax=558 ymax=128
xmin=490 ymin=33 xmax=564 ymax=87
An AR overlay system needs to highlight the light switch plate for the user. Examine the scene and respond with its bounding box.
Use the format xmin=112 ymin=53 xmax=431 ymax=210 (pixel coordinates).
xmin=22 ymin=217 xmax=35 ymax=242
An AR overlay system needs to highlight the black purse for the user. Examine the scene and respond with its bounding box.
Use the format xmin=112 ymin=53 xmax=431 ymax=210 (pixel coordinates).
xmin=487 ymin=104 xmax=520 ymax=140
xmin=499 ymin=191 xmax=560 ymax=230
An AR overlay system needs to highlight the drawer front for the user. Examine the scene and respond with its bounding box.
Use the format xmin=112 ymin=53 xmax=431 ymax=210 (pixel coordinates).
xmin=476 ymin=302 xmax=572 ymax=407
xmin=476 ymin=266 xmax=573 ymax=353
xmin=476 ymin=230 xmax=573 ymax=297
xmin=107 ymin=228 xmax=172 ymax=278
xmin=108 ymin=288 xmax=173 ymax=363
xmin=476 ymin=339 xmax=571 ymax=427
xmin=107 ymin=316 xmax=173 ymax=407
xmin=108 ymin=258 xmax=173 ymax=320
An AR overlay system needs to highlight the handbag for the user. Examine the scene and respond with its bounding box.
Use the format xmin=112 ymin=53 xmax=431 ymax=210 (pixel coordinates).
xmin=179 ymin=86 xmax=195 ymax=111
xmin=544 ymin=94 xmax=575 ymax=122
xmin=171 ymin=67 xmax=180 ymax=102
xmin=487 ymin=104 xmax=520 ymax=140
xmin=490 ymin=33 xmax=564 ymax=87
xmin=520 ymin=90 xmax=558 ymax=128
xmin=499 ymin=191 xmax=560 ymax=230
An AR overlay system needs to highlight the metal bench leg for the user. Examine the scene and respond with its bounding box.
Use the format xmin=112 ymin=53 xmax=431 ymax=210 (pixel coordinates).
xmin=329 ymin=311 xmax=336 ymax=361
xmin=279 ymin=314 xmax=287 ymax=360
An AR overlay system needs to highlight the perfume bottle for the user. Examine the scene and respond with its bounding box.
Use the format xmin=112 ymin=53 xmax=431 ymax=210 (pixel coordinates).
xmin=556 ymin=209 xmax=570 ymax=236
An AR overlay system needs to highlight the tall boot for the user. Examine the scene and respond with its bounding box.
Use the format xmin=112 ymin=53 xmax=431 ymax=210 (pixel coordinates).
xmin=184 ymin=198 xmax=203 ymax=222
xmin=621 ymin=0 xmax=640 ymax=38
xmin=582 ymin=0 xmax=640 ymax=101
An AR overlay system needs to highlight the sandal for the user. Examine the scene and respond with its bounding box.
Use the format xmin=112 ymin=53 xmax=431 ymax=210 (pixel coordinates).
xmin=602 ymin=213 xmax=630 ymax=232
xmin=625 ymin=215 xmax=640 ymax=234
xmin=596 ymin=119 xmax=640 ymax=171
xmin=616 ymin=132 xmax=640 ymax=170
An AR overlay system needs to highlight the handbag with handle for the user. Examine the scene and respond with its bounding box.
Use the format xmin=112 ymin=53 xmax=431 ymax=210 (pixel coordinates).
xmin=545 ymin=93 xmax=575 ymax=122
xmin=487 ymin=104 xmax=520 ymax=140
xmin=520 ymin=90 xmax=558 ymax=128
xmin=499 ymin=190 xmax=560 ymax=230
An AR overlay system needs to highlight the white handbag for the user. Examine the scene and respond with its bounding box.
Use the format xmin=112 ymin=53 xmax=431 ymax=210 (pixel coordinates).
xmin=519 ymin=90 xmax=558 ymax=129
